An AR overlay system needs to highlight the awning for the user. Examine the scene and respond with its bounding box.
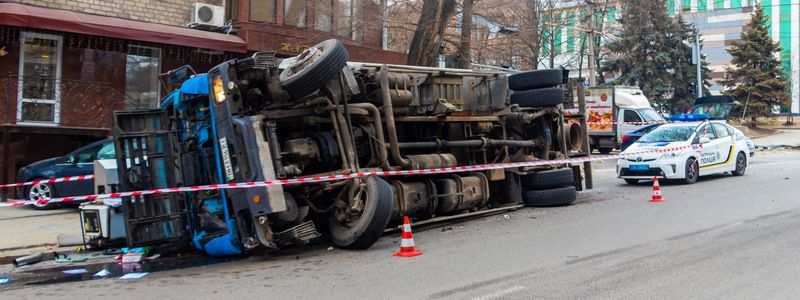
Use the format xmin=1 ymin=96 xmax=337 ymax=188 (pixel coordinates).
xmin=0 ymin=3 xmax=247 ymax=53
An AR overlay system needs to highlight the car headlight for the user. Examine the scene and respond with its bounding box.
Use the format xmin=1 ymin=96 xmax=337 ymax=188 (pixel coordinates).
xmin=213 ymin=75 xmax=226 ymax=103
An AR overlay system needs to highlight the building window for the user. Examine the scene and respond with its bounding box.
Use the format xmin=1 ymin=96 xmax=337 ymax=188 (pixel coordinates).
xmin=251 ymin=0 xmax=276 ymax=23
xmin=125 ymin=45 xmax=161 ymax=109
xmin=18 ymin=32 xmax=62 ymax=125
xmin=337 ymin=0 xmax=363 ymax=41
xmin=314 ymin=0 xmax=333 ymax=32
xmin=285 ymin=0 xmax=307 ymax=27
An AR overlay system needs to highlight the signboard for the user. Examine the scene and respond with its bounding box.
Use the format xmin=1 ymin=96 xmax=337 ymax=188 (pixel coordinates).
xmin=566 ymin=87 xmax=615 ymax=135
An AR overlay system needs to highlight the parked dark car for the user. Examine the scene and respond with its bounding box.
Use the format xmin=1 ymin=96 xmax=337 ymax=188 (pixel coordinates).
xmin=16 ymin=138 xmax=114 ymax=209
xmin=619 ymin=124 xmax=662 ymax=151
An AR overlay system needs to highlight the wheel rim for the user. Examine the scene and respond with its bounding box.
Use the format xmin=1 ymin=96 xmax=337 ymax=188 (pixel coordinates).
xmin=737 ymin=154 xmax=746 ymax=172
xmin=29 ymin=183 xmax=52 ymax=206
xmin=284 ymin=46 xmax=323 ymax=78
xmin=686 ymin=159 xmax=697 ymax=180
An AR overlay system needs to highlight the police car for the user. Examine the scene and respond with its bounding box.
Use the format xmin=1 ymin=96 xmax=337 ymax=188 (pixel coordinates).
xmin=617 ymin=118 xmax=750 ymax=184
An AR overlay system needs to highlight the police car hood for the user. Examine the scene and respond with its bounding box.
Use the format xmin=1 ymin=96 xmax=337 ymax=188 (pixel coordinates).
xmin=623 ymin=141 xmax=690 ymax=160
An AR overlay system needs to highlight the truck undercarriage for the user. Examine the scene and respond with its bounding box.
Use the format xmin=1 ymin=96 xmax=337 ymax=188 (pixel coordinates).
xmin=112 ymin=39 xmax=581 ymax=255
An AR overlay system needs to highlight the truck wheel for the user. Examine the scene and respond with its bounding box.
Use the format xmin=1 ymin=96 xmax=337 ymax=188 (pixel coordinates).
xmin=329 ymin=176 xmax=394 ymax=249
xmin=522 ymin=186 xmax=577 ymax=207
xmin=508 ymin=69 xmax=563 ymax=91
xmin=510 ymin=87 xmax=565 ymax=107
xmin=279 ymin=39 xmax=349 ymax=99
xmin=521 ymin=168 xmax=574 ymax=190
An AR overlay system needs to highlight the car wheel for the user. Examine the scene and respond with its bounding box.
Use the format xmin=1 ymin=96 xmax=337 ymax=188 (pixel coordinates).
xmin=624 ymin=179 xmax=639 ymax=185
xmin=597 ymin=147 xmax=613 ymax=154
xmin=684 ymin=158 xmax=698 ymax=184
xmin=279 ymin=39 xmax=349 ymax=99
xmin=26 ymin=181 xmax=59 ymax=210
xmin=732 ymin=152 xmax=746 ymax=176
xmin=522 ymin=186 xmax=577 ymax=207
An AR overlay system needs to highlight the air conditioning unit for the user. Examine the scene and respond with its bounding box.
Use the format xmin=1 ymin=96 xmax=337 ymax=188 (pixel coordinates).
xmin=189 ymin=3 xmax=224 ymax=28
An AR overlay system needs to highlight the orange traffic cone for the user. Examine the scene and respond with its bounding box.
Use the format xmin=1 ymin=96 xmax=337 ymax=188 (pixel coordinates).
xmin=650 ymin=176 xmax=665 ymax=202
xmin=394 ymin=216 xmax=423 ymax=257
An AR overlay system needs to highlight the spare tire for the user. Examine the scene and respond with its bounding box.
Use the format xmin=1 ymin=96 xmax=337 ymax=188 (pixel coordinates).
xmin=522 ymin=186 xmax=577 ymax=207
xmin=279 ymin=39 xmax=349 ymax=99
xmin=521 ymin=168 xmax=574 ymax=190
xmin=510 ymin=87 xmax=565 ymax=107
xmin=508 ymin=69 xmax=563 ymax=91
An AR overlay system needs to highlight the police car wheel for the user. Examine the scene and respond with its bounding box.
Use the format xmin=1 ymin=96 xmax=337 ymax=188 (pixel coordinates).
xmin=732 ymin=152 xmax=746 ymax=176
xmin=684 ymin=158 xmax=698 ymax=184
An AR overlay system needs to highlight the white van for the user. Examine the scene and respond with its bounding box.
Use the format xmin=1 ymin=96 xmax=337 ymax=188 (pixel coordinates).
xmin=567 ymin=86 xmax=665 ymax=153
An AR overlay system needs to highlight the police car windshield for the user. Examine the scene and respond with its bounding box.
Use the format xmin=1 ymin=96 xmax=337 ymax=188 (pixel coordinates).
xmin=637 ymin=125 xmax=695 ymax=143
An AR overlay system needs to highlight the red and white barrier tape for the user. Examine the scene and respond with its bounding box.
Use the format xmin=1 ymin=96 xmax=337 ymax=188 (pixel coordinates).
xmin=0 ymin=175 xmax=95 ymax=189
xmin=585 ymin=121 xmax=668 ymax=126
xmin=0 ymin=144 xmax=700 ymax=208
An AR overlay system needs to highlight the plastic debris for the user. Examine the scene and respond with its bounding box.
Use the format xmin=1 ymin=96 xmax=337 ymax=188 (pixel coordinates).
xmin=62 ymin=269 xmax=88 ymax=274
xmin=0 ymin=277 xmax=11 ymax=284
xmin=119 ymin=272 xmax=149 ymax=279
xmin=93 ymin=269 xmax=111 ymax=277
xmin=121 ymin=253 xmax=144 ymax=264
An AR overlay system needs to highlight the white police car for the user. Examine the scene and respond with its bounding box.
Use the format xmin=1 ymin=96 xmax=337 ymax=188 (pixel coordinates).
xmin=617 ymin=120 xmax=750 ymax=184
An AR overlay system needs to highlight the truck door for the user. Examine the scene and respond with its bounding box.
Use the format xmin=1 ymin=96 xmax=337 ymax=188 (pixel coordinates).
xmin=617 ymin=109 xmax=643 ymax=141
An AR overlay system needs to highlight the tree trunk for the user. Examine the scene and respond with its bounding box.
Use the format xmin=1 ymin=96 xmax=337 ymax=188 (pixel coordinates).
xmin=528 ymin=0 xmax=541 ymax=70
xmin=407 ymin=0 xmax=457 ymax=66
xmin=455 ymin=0 xmax=474 ymax=69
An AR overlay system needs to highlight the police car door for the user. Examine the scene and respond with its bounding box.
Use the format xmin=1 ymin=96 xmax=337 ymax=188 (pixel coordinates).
xmin=710 ymin=123 xmax=735 ymax=171
xmin=694 ymin=124 xmax=719 ymax=173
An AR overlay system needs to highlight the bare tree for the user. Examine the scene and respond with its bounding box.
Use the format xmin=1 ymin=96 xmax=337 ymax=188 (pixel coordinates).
xmin=455 ymin=0 xmax=474 ymax=68
xmin=407 ymin=0 xmax=458 ymax=66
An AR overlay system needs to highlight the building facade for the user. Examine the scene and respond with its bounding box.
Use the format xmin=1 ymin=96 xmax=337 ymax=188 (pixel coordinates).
xmin=0 ymin=0 xmax=404 ymax=189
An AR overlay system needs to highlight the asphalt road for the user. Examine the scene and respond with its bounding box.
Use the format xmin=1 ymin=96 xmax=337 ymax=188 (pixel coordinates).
xmin=3 ymin=150 xmax=799 ymax=299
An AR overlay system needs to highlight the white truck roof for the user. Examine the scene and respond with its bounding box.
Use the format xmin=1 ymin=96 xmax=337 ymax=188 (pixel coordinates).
xmin=614 ymin=87 xmax=652 ymax=109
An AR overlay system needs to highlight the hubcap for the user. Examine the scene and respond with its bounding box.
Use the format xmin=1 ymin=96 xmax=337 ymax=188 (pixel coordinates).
xmin=29 ymin=183 xmax=52 ymax=206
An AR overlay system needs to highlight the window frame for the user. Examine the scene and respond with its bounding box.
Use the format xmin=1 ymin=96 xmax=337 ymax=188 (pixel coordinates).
xmin=17 ymin=32 xmax=63 ymax=126
xmin=125 ymin=44 xmax=162 ymax=109
xmin=250 ymin=0 xmax=277 ymax=23
xmin=623 ymin=109 xmax=642 ymax=123
xmin=284 ymin=0 xmax=308 ymax=28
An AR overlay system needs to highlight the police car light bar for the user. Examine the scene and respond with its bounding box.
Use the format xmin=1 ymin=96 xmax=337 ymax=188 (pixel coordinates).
xmin=666 ymin=113 xmax=710 ymax=122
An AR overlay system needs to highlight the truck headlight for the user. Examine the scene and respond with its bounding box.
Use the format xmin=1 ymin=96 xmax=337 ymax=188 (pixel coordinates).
xmin=213 ymin=75 xmax=226 ymax=103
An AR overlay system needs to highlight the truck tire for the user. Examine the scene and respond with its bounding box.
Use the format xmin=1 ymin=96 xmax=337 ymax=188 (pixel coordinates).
xmin=522 ymin=186 xmax=577 ymax=207
xmin=521 ymin=168 xmax=574 ymax=190
xmin=279 ymin=39 xmax=349 ymax=99
xmin=508 ymin=69 xmax=563 ymax=91
xmin=329 ymin=176 xmax=394 ymax=249
xmin=597 ymin=147 xmax=613 ymax=154
xmin=510 ymin=87 xmax=565 ymax=107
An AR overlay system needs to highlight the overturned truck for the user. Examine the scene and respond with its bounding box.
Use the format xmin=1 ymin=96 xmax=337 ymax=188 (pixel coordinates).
xmin=112 ymin=39 xmax=583 ymax=255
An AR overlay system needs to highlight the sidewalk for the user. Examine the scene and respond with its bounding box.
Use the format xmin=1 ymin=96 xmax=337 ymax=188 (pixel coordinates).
xmin=0 ymin=206 xmax=81 ymax=259
xmin=752 ymin=129 xmax=800 ymax=148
